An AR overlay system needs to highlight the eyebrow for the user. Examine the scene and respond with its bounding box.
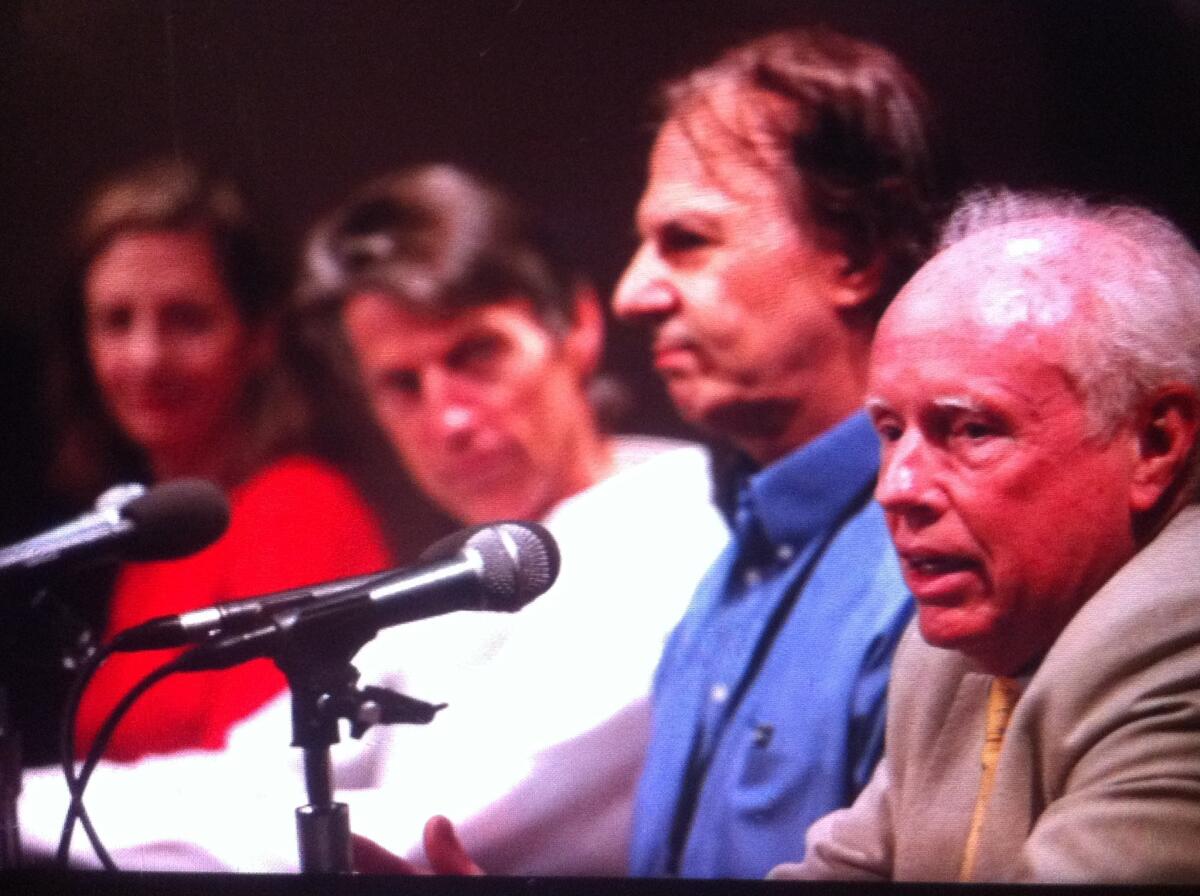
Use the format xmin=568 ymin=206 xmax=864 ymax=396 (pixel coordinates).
xmin=863 ymin=395 xmax=989 ymax=416
xmin=931 ymin=395 xmax=988 ymax=414
xmin=637 ymin=188 xmax=735 ymax=227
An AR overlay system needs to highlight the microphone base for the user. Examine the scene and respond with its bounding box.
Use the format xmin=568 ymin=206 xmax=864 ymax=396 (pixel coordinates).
xmin=296 ymin=800 xmax=351 ymax=874
xmin=0 ymin=688 xmax=22 ymax=870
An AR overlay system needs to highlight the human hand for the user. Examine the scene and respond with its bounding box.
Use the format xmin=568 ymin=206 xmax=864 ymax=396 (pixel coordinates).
xmin=352 ymin=815 xmax=484 ymax=875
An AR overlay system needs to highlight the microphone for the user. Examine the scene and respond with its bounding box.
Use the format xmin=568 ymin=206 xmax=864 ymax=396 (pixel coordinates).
xmin=0 ymin=479 xmax=230 ymax=584
xmin=112 ymin=568 xmax=402 ymax=651
xmin=115 ymin=521 xmax=560 ymax=666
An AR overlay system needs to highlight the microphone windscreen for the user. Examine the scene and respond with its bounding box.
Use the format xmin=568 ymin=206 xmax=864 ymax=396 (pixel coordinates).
xmin=121 ymin=479 xmax=231 ymax=561
xmin=501 ymin=521 xmax=559 ymax=603
xmin=468 ymin=521 xmax=560 ymax=611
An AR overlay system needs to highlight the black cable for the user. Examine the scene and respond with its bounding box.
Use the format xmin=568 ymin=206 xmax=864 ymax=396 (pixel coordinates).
xmin=56 ymin=643 xmax=113 ymax=867
xmin=57 ymin=648 xmax=195 ymax=869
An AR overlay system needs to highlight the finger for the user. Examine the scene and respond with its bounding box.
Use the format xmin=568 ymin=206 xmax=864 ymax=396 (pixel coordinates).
xmin=352 ymin=832 xmax=425 ymax=875
xmin=423 ymin=815 xmax=484 ymax=875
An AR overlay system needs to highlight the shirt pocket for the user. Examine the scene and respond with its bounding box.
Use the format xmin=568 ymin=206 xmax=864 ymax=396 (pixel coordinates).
xmin=728 ymin=709 xmax=847 ymax=821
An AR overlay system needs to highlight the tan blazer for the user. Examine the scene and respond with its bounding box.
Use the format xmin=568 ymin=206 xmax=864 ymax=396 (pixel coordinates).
xmin=772 ymin=504 xmax=1200 ymax=883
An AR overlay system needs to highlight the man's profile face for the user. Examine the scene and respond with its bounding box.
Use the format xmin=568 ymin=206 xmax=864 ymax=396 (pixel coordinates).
xmin=613 ymin=102 xmax=859 ymax=461
xmin=341 ymin=294 xmax=594 ymax=525
xmin=866 ymin=236 xmax=1140 ymax=675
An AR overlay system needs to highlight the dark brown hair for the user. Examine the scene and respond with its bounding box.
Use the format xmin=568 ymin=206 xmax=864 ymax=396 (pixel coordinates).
xmin=299 ymin=163 xmax=580 ymax=332
xmin=662 ymin=27 xmax=948 ymax=317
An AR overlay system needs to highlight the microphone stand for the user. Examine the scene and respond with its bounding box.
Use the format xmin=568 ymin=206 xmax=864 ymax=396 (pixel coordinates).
xmin=0 ymin=581 xmax=101 ymax=870
xmin=0 ymin=687 xmax=20 ymax=869
xmin=263 ymin=610 xmax=445 ymax=874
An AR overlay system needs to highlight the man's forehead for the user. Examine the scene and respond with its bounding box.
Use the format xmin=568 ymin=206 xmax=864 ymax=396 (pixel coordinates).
xmin=343 ymin=292 xmax=546 ymax=349
xmin=640 ymin=127 xmax=737 ymax=213
xmin=638 ymin=163 xmax=734 ymax=215
xmin=891 ymin=223 xmax=1091 ymax=340
xmin=639 ymin=108 xmax=789 ymax=223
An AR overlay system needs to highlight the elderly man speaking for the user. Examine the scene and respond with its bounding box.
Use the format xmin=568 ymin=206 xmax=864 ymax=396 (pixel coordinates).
xmin=772 ymin=189 xmax=1200 ymax=883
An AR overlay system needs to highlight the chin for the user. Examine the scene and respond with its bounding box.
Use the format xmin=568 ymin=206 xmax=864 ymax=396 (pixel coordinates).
xmin=457 ymin=492 xmax=537 ymax=527
xmin=916 ymin=606 xmax=986 ymax=652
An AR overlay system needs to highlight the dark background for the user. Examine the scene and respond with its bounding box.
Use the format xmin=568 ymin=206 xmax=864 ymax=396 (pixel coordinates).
xmin=2 ymin=0 xmax=1200 ymax=544
xmin=0 ymin=0 xmax=1199 ymax=828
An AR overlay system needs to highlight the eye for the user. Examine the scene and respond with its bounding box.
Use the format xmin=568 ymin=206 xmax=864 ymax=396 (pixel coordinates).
xmin=89 ymin=304 xmax=134 ymax=336
xmin=447 ymin=334 xmax=506 ymax=378
xmin=951 ymin=418 xmax=998 ymax=442
xmin=377 ymin=368 xmax=420 ymax=400
xmin=162 ymin=300 xmax=217 ymax=335
xmin=942 ymin=411 xmax=1013 ymax=465
xmin=869 ymin=408 xmax=903 ymax=443
xmin=659 ymin=222 xmax=712 ymax=255
xmin=878 ymin=422 xmax=903 ymax=444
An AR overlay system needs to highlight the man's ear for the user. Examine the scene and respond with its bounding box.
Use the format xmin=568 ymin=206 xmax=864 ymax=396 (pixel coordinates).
xmin=1130 ymin=384 xmax=1200 ymax=513
xmin=830 ymin=252 xmax=887 ymax=312
xmin=563 ymin=282 xmax=605 ymax=379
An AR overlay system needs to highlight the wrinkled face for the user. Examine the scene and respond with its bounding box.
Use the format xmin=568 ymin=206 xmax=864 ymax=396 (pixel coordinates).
xmin=613 ymin=113 xmax=858 ymax=460
xmin=866 ymin=246 xmax=1139 ymax=674
xmin=341 ymin=294 xmax=594 ymax=525
xmin=85 ymin=230 xmax=256 ymax=465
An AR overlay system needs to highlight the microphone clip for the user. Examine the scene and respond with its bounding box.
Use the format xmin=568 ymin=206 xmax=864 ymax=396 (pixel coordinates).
xmin=337 ymin=686 xmax=447 ymax=740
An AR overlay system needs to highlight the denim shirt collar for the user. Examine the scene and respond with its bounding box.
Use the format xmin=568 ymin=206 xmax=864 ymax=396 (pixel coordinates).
xmin=722 ymin=411 xmax=880 ymax=550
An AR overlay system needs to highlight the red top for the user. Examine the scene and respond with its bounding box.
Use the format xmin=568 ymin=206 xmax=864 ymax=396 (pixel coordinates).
xmin=76 ymin=455 xmax=391 ymax=762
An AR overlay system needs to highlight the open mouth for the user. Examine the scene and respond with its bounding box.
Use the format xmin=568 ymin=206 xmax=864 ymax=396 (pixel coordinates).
xmin=905 ymin=555 xmax=976 ymax=575
xmin=899 ymin=552 xmax=982 ymax=601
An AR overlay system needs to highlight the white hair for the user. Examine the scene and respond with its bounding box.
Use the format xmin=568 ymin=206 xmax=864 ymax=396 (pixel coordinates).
xmin=939 ymin=188 xmax=1200 ymax=445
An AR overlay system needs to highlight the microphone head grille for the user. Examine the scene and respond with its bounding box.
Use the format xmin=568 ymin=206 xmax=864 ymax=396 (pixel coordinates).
xmin=121 ymin=478 xmax=231 ymax=561
xmin=461 ymin=521 xmax=560 ymax=611
xmin=493 ymin=521 xmax=560 ymax=606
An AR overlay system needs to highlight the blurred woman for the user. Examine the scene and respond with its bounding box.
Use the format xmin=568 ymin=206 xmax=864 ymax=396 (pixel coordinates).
xmin=50 ymin=159 xmax=390 ymax=762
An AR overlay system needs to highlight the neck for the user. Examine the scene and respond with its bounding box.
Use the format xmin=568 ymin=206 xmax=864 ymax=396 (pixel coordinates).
xmin=738 ymin=350 xmax=871 ymax=467
xmin=729 ymin=321 xmax=873 ymax=465
xmin=147 ymin=424 xmax=241 ymax=487
xmin=560 ymin=424 xmax=616 ymax=504
xmin=526 ymin=416 xmax=615 ymax=523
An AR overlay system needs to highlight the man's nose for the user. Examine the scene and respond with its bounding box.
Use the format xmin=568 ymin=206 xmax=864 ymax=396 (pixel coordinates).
xmin=875 ymin=431 xmax=943 ymax=519
xmin=422 ymin=370 xmax=481 ymax=447
xmin=612 ymin=244 xmax=678 ymax=322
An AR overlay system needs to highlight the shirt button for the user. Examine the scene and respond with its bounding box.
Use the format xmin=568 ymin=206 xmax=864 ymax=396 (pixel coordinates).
xmin=743 ymin=568 xmax=762 ymax=586
xmin=710 ymin=683 xmax=729 ymax=704
xmin=776 ymin=544 xmax=795 ymax=562
xmin=753 ymin=723 xmax=774 ymax=748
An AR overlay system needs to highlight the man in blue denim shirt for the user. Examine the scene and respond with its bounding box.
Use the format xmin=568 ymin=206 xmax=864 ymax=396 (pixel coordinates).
xmin=612 ymin=28 xmax=948 ymax=877
xmin=347 ymin=28 xmax=950 ymax=880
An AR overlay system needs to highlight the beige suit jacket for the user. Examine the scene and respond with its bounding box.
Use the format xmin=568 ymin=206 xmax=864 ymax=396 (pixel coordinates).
xmin=772 ymin=504 xmax=1200 ymax=883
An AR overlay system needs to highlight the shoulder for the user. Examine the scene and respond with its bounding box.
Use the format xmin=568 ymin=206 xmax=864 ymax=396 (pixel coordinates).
xmin=543 ymin=436 xmax=727 ymax=570
xmin=603 ymin=436 xmax=716 ymax=502
xmin=227 ymin=454 xmax=386 ymax=548
xmin=548 ymin=437 xmax=720 ymax=532
xmin=1043 ymin=505 xmax=1200 ymax=675
xmin=220 ymin=455 xmax=390 ymax=586
xmin=817 ymin=501 xmax=912 ymax=629
xmin=1027 ymin=506 xmax=1200 ymax=729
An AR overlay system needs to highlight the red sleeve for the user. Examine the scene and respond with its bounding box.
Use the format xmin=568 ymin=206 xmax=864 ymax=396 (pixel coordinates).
xmin=76 ymin=456 xmax=392 ymax=762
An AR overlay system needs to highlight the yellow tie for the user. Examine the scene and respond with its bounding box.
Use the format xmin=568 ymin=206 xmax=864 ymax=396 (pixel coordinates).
xmin=959 ymin=676 xmax=1021 ymax=881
